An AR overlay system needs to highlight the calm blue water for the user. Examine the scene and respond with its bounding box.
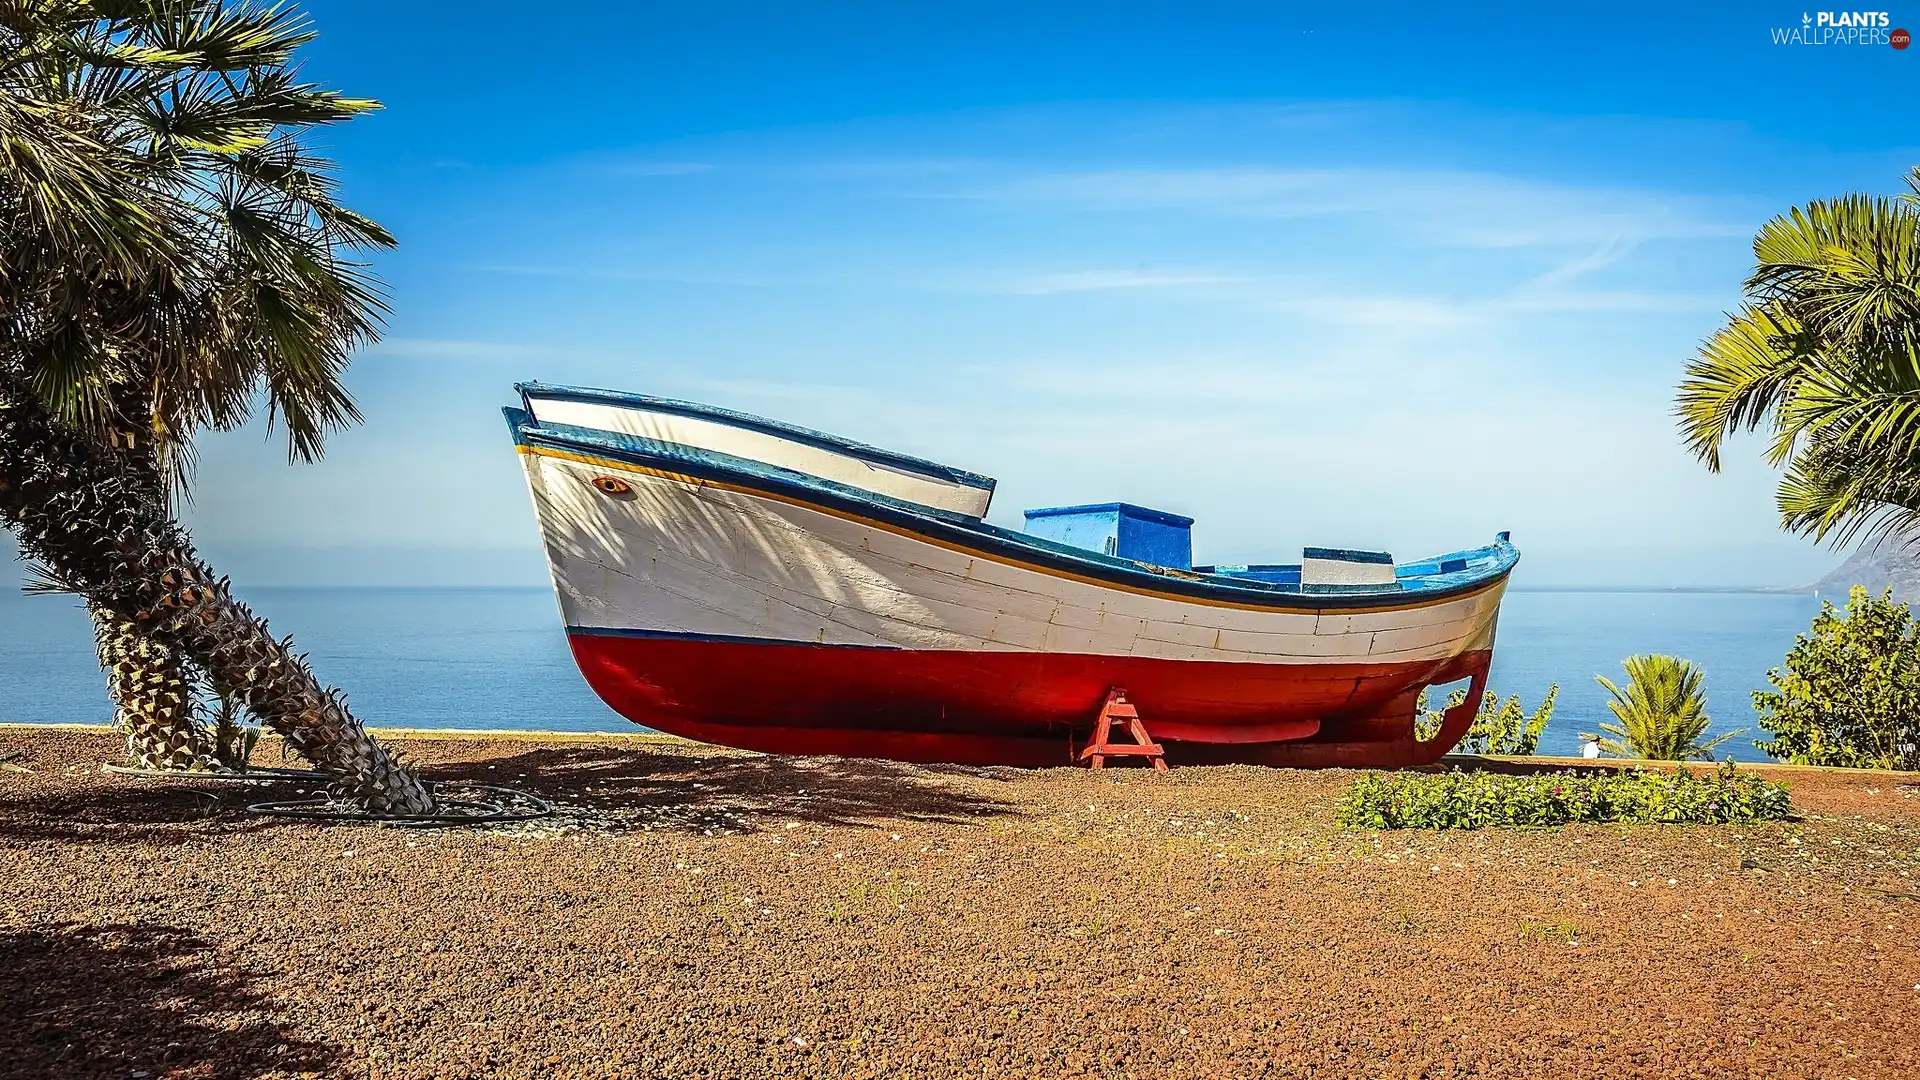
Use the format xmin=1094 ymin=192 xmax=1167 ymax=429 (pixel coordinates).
xmin=0 ymin=587 xmax=1828 ymax=761
xmin=0 ymin=587 xmax=625 ymax=734
xmin=1486 ymin=589 xmax=1823 ymax=760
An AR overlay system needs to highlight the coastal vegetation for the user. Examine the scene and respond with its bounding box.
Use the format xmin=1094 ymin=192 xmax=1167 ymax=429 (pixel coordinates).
xmin=1677 ymin=167 xmax=1920 ymax=550
xmin=1674 ymin=165 xmax=1920 ymax=773
xmin=1414 ymin=684 xmax=1557 ymax=755
xmin=0 ymin=3 xmax=430 ymax=810
xmin=1338 ymin=762 xmax=1793 ymax=830
xmin=1754 ymin=585 xmax=1920 ymax=770
xmin=208 ymin=689 xmax=262 ymax=772
xmin=1584 ymin=654 xmax=1741 ymax=761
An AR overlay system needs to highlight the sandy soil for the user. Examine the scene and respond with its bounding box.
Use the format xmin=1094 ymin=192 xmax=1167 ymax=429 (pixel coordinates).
xmin=2 ymin=728 xmax=1918 ymax=1080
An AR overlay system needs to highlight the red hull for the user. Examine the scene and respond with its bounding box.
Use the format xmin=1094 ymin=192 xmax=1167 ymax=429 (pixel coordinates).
xmin=567 ymin=633 xmax=1491 ymax=768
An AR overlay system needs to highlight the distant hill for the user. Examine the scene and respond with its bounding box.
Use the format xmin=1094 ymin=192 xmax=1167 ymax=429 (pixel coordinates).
xmin=1799 ymin=538 xmax=1920 ymax=601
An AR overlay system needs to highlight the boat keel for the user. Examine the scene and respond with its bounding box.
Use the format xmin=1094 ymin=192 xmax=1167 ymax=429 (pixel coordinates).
xmin=1176 ymin=648 xmax=1492 ymax=769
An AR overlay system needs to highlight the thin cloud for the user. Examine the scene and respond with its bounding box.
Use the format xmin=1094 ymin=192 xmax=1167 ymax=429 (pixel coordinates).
xmin=782 ymin=158 xmax=981 ymax=180
xmin=1525 ymin=237 xmax=1637 ymax=289
xmin=952 ymin=166 xmax=1748 ymax=248
xmin=471 ymin=263 xmax=773 ymax=288
xmin=975 ymin=269 xmax=1250 ymax=295
xmin=1266 ymin=288 xmax=1725 ymax=327
xmin=680 ymin=378 xmax=885 ymax=406
xmin=361 ymin=338 xmax=537 ymax=360
xmin=609 ymin=161 xmax=713 ymax=177
xmin=1492 ymin=289 xmax=1730 ymax=314
xmin=1267 ymin=294 xmax=1479 ymax=329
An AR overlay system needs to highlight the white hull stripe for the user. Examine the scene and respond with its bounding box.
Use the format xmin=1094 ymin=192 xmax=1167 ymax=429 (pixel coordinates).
xmin=508 ymin=421 xmax=1519 ymax=615
xmin=517 ymin=440 xmax=1512 ymax=669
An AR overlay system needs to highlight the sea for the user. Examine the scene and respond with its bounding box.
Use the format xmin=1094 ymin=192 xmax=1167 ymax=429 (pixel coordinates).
xmin=0 ymin=586 xmax=1834 ymax=763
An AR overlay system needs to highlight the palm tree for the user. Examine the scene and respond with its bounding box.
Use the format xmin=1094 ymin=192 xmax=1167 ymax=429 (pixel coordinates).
xmin=1581 ymin=655 xmax=1742 ymax=761
xmin=7 ymin=2 xmax=394 ymax=772
xmin=0 ymin=374 xmax=431 ymax=811
xmin=0 ymin=1 xmax=431 ymax=812
xmin=1676 ymin=168 xmax=1920 ymax=549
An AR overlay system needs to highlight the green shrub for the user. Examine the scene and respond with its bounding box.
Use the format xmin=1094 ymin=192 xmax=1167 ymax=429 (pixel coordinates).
xmin=1414 ymin=684 xmax=1558 ymax=754
xmin=1582 ymin=654 xmax=1742 ymax=761
xmin=1753 ymin=585 xmax=1920 ymax=771
xmin=1337 ymin=762 xmax=1792 ymax=830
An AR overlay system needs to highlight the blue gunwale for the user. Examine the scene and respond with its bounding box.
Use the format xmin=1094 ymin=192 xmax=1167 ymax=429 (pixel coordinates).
xmin=505 ymin=407 xmax=1520 ymax=613
xmin=517 ymin=382 xmax=997 ymax=495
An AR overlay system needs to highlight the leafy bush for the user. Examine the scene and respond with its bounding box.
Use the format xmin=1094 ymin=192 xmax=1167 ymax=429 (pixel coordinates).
xmin=1753 ymin=585 xmax=1920 ymax=771
xmin=1337 ymin=762 xmax=1792 ymax=830
xmin=1582 ymin=654 xmax=1742 ymax=760
xmin=1414 ymin=684 xmax=1558 ymax=754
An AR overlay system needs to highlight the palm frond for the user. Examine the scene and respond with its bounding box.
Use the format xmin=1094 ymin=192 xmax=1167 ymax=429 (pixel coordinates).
xmin=1676 ymin=304 xmax=1811 ymax=471
xmin=0 ymin=90 xmax=176 ymax=278
xmin=1693 ymin=727 xmax=1747 ymax=759
xmin=1749 ymin=195 xmax=1920 ymax=350
xmin=137 ymin=0 xmax=317 ymax=73
xmin=1775 ymin=437 xmax=1920 ymax=549
xmin=1 ymin=0 xmax=391 ymax=483
xmin=1680 ymin=170 xmax=1920 ymax=550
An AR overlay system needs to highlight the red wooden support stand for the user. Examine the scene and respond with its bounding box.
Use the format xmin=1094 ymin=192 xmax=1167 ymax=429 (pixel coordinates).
xmin=1078 ymin=688 xmax=1167 ymax=770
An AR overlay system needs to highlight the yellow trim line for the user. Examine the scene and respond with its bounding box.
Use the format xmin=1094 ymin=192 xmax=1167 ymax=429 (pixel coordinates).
xmin=518 ymin=444 xmax=1507 ymax=616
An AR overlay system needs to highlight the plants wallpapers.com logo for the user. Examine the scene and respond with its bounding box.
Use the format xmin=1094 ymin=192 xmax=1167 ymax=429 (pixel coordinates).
xmin=1770 ymin=10 xmax=1908 ymax=45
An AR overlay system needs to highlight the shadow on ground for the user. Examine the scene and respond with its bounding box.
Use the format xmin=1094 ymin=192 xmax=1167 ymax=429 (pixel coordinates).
xmin=0 ymin=781 xmax=298 ymax=846
xmin=420 ymin=745 xmax=1024 ymax=833
xmin=0 ymin=922 xmax=338 ymax=1080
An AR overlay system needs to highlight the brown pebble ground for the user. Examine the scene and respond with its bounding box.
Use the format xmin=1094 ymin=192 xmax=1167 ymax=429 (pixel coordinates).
xmin=3 ymin=727 xmax=1919 ymax=1080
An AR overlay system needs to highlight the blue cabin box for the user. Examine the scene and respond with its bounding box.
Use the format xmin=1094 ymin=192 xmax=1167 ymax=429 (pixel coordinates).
xmin=1023 ymin=503 xmax=1194 ymax=570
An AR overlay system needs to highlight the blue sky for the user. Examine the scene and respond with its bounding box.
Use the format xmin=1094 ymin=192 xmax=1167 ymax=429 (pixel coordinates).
xmin=14 ymin=2 xmax=1918 ymax=587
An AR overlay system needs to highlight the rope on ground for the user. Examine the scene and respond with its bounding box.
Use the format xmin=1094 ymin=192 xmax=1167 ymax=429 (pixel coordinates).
xmin=245 ymin=782 xmax=554 ymax=828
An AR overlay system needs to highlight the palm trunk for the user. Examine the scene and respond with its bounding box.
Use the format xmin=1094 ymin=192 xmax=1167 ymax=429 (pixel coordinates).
xmin=0 ymin=368 xmax=433 ymax=814
xmin=81 ymin=384 xmax=220 ymax=771
xmin=88 ymin=600 xmax=218 ymax=770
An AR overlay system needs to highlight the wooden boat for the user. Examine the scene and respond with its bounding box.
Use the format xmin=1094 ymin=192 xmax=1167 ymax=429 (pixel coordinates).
xmin=506 ymin=382 xmax=1519 ymax=768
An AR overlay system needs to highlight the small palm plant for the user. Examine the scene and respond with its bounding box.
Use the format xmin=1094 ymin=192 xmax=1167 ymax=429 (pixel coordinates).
xmin=209 ymin=691 xmax=262 ymax=773
xmin=1582 ymin=655 xmax=1744 ymax=761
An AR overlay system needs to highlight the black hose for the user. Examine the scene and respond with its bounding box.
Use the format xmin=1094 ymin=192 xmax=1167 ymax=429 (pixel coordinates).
xmin=102 ymin=761 xmax=555 ymax=827
xmin=103 ymin=763 xmax=329 ymax=781
xmin=245 ymin=782 xmax=554 ymax=827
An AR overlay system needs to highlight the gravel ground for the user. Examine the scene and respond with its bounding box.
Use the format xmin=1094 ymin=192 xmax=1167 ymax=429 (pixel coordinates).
xmin=3 ymin=728 xmax=1919 ymax=1080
